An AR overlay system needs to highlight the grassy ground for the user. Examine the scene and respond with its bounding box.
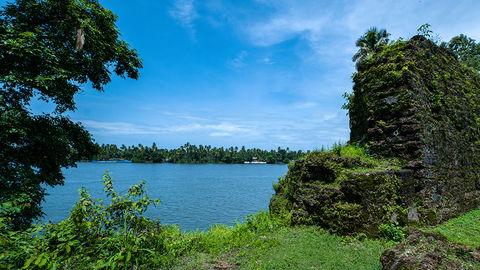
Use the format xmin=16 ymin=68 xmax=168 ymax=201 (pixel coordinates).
xmin=235 ymin=227 xmax=393 ymax=270
xmin=426 ymin=209 xmax=480 ymax=248
xmin=174 ymin=209 xmax=480 ymax=270
xmin=175 ymin=226 xmax=394 ymax=270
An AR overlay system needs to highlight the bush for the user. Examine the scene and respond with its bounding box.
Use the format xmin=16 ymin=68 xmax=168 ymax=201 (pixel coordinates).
xmin=1 ymin=172 xmax=171 ymax=269
xmin=379 ymin=223 xmax=405 ymax=242
xmin=0 ymin=173 xmax=288 ymax=269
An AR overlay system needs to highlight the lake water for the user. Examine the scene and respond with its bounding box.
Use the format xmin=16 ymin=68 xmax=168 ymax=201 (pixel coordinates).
xmin=42 ymin=162 xmax=288 ymax=231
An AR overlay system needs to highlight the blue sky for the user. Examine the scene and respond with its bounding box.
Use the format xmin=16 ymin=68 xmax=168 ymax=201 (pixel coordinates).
xmin=31 ymin=0 xmax=480 ymax=149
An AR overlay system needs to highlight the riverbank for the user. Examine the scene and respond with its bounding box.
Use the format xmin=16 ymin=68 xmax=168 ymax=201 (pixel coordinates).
xmin=2 ymin=171 xmax=478 ymax=269
xmin=171 ymin=209 xmax=480 ymax=269
xmin=87 ymin=159 xmax=287 ymax=164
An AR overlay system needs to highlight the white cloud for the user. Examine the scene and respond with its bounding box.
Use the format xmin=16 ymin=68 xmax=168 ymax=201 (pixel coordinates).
xmin=162 ymin=112 xmax=208 ymax=121
xmin=169 ymin=0 xmax=197 ymax=34
xmin=79 ymin=106 xmax=349 ymax=149
xmin=80 ymin=120 xmax=255 ymax=137
xmin=293 ymin=101 xmax=316 ymax=109
xmin=227 ymin=51 xmax=248 ymax=69
xmin=233 ymin=0 xmax=338 ymax=56
xmin=246 ymin=15 xmax=329 ymax=47
xmin=80 ymin=120 xmax=159 ymax=135
xmin=220 ymin=0 xmax=480 ymax=59
xmin=260 ymin=56 xmax=274 ymax=65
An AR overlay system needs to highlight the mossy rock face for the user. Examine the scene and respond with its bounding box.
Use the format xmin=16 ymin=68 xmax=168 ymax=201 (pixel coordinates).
xmin=270 ymin=148 xmax=403 ymax=236
xmin=349 ymin=35 xmax=480 ymax=224
xmin=381 ymin=230 xmax=480 ymax=270
xmin=271 ymin=35 xmax=480 ymax=236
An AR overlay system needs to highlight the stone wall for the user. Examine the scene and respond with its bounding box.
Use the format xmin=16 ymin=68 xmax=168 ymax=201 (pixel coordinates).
xmin=349 ymin=35 xmax=480 ymax=224
xmin=270 ymin=147 xmax=404 ymax=236
xmin=270 ymin=35 xmax=480 ymax=236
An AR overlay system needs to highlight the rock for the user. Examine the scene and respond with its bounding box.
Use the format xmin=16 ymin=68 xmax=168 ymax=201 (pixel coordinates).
xmin=381 ymin=230 xmax=480 ymax=270
xmin=407 ymin=207 xmax=419 ymax=222
xmin=270 ymin=150 xmax=401 ymax=236
xmin=385 ymin=96 xmax=398 ymax=105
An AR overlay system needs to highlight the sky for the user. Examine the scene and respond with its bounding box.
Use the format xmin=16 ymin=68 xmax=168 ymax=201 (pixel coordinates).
xmin=29 ymin=0 xmax=480 ymax=149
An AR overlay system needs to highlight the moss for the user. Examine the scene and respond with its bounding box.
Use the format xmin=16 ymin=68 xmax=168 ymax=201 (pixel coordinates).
xmin=270 ymin=145 xmax=403 ymax=236
xmin=381 ymin=230 xmax=480 ymax=270
xmin=349 ymin=35 xmax=480 ymax=224
xmin=271 ymin=35 xmax=480 ymax=238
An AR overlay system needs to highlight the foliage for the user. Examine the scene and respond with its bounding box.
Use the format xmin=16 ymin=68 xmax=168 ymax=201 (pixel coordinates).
xmin=1 ymin=174 xmax=479 ymax=269
xmin=345 ymin=26 xmax=480 ymax=117
xmin=94 ymin=142 xmax=306 ymax=164
xmin=414 ymin=23 xmax=480 ymax=72
xmin=378 ymin=222 xmax=405 ymax=242
xmin=416 ymin=23 xmax=434 ymax=39
xmin=415 ymin=24 xmax=480 ymax=72
xmin=0 ymin=173 xmax=289 ymax=269
xmin=0 ymin=0 xmax=142 ymax=229
xmin=445 ymin=34 xmax=480 ymax=72
xmin=1 ymin=172 xmax=163 ymax=269
xmin=352 ymin=27 xmax=390 ymax=67
xmin=348 ymin=28 xmax=480 ymax=226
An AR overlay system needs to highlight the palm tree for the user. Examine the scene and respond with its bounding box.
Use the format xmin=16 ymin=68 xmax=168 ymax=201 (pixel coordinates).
xmin=352 ymin=27 xmax=390 ymax=66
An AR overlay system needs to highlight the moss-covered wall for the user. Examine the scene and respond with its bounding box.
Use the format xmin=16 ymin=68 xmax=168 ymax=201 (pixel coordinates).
xmin=270 ymin=146 xmax=404 ymax=236
xmin=349 ymin=35 xmax=480 ymax=224
xmin=270 ymin=36 xmax=480 ymax=236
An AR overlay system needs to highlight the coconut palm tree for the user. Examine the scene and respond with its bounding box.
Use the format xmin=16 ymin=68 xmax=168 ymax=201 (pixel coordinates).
xmin=352 ymin=27 xmax=390 ymax=66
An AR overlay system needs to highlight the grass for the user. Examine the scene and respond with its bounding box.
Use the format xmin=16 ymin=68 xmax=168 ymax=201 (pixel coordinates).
xmin=334 ymin=144 xmax=404 ymax=174
xmin=426 ymin=209 xmax=480 ymax=248
xmin=174 ymin=225 xmax=394 ymax=270
xmin=174 ymin=209 xmax=480 ymax=270
xmin=236 ymin=227 xmax=393 ymax=270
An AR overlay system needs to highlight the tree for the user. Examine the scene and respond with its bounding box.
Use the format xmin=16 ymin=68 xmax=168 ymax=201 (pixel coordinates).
xmin=416 ymin=23 xmax=434 ymax=39
xmin=445 ymin=34 xmax=480 ymax=72
xmin=352 ymin=27 xmax=390 ymax=67
xmin=0 ymin=0 xmax=142 ymax=229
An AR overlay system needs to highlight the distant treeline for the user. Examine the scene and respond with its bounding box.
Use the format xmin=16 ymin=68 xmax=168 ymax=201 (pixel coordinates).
xmin=93 ymin=143 xmax=308 ymax=164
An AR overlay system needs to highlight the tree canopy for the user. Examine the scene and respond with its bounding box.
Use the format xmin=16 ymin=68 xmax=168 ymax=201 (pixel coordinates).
xmin=0 ymin=0 xmax=142 ymax=229
xmin=445 ymin=34 xmax=480 ymax=73
xmin=94 ymin=143 xmax=306 ymax=164
xmin=352 ymin=27 xmax=390 ymax=67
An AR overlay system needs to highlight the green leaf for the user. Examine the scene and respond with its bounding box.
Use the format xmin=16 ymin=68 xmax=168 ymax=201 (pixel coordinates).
xmin=23 ymin=256 xmax=35 ymax=269
xmin=126 ymin=251 xmax=131 ymax=263
xmin=34 ymin=255 xmax=42 ymax=266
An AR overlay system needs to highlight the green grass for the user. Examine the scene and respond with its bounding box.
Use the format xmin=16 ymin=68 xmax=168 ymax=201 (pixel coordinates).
xmin=236 ymin=227 xmax=393 ymax=270
xmin=174 ymin=209 xmax=480 ymax=270
xmin=174 ymin=226 xmax=394 ymax=270
xmin=333 ymin=144 xmax=403 ymax=175
xmin=427 ymin=209 xmax=480 ymax=248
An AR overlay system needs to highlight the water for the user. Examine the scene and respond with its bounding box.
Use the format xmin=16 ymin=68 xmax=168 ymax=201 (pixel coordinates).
xmin=42 ymin=162 xmax=287 ymax=231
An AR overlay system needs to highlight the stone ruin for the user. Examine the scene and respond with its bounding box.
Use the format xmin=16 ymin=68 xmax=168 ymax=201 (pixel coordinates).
xmin=270 ymin=35 xmax=480 ymax=236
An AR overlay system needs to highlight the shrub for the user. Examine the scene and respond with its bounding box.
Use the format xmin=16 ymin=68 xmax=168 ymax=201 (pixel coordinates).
xmin=0 ymin=173 xmax=288 ymax=269
xmin=379 ymin=223 xmax=405 ymax=242
xmin=1 ymin=172 xmax=172 ymax=269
